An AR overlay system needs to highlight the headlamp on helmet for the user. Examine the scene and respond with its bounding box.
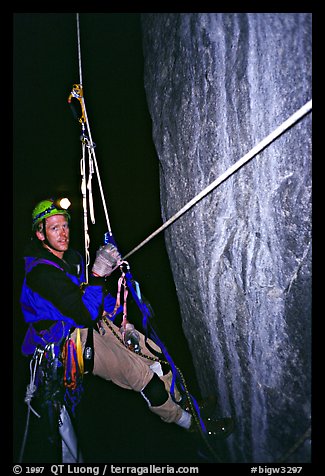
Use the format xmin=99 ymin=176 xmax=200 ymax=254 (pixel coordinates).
xmin=32 ymin=198 xmax=71 ymax=231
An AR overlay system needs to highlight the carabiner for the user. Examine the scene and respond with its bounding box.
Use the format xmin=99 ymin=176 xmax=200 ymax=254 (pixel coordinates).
xmin=68 ymin=83 xmax=86 ymax=125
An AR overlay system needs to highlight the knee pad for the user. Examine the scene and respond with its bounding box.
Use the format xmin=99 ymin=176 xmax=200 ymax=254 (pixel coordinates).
xmin=141 ymin=373 xmax=169 ymax=407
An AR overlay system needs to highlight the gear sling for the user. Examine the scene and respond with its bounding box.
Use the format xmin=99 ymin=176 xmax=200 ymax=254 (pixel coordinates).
xmin=19 ymin=256 xmax=95 ymax=463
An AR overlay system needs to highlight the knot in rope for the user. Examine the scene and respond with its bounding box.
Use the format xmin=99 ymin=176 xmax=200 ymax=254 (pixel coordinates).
xmin=24 ymin=383 xmax=37 ymax=405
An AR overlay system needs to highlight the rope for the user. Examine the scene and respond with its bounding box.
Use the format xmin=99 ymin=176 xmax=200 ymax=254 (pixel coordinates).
xmin=76 ymin=13 xmax=83 ymax=87
xmin=80 ymin=141 xmax=90 ymax=283
xmin=122 ymin=99 xmax=312 ymax=260
xmin=277 ymin=426 xmax=311 ymax=463
xmin=24 ymin=358 xmax=41 ymax=418
xmin=75 ymin=13 xmax=112 ymax=236
xmin=19 ymin=350 xmax=43 ymax=463
xmin=72 ymin=13 xmax=114 ymax=280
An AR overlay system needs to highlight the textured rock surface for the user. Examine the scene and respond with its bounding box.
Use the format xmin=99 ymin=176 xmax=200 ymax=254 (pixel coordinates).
xmin=141 ymin=13 xmax=312 ymax=463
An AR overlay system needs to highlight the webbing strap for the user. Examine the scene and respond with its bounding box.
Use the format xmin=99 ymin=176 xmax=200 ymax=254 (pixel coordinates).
xmin=62 ymin=338 xmax=79 ymax=390
xmin=75 ymin=328 xmax=84 ymax=376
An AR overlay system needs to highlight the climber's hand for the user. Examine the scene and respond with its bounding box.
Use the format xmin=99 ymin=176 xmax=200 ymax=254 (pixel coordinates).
xmin=92 ymin=243 xmax=122 ymax=277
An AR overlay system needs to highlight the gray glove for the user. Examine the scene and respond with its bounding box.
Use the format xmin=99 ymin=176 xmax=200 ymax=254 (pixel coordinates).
xmin=92 ymin=243 xmax=122 ymax=277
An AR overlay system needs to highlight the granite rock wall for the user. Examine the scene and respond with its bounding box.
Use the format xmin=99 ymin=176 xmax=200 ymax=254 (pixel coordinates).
xmin=141 ymin=13 xmax=312 ymax=463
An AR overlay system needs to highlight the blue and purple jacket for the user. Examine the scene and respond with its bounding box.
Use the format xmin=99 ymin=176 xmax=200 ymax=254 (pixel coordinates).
xmin=20 ymin=242 xmax=119 ymax=357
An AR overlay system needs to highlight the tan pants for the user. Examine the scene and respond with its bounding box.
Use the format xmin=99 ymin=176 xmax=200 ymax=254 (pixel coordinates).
xmin=71 ymin=319 xmax=183 ymax=424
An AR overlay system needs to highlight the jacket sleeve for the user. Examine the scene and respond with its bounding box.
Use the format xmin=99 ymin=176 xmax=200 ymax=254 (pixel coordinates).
xmin=26 ymin=264 xmax=100 ymax=327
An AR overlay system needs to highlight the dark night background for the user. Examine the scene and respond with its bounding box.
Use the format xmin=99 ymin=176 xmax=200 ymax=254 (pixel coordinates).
xmin=13 ymin=13 xmax=206 ymax=464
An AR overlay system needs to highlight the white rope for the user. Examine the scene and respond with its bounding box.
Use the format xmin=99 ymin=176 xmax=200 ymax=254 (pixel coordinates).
xmin=80 ymin=141 xmax=90 ymax=283
xmin=76 ymin=13 xmax=83 ymax=90
xmin=81 ymin=103 xmax=112 ymax=235
xmin=75 ymin=12 xmax=112 ymax=237
xmin=19 ymin=351 xmax=43 ymax=462
xmin=25 ymin=357 xmax=41 ymax=417
xmin=87 ymin=147 xmax=95 ymax=225
xmin=75 ymin=13 xmax=114 ymax=281
xmin=123 ymin=99 xmax=312 ymax=260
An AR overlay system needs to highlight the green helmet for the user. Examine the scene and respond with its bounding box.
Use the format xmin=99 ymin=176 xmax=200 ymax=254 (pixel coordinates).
xmin=32 ymin=199 xmax=71 ymax=230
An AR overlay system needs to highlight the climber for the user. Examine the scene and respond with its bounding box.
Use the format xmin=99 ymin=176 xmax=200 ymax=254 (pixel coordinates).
xmin=19 ymin=198 xmax=234 ymax=462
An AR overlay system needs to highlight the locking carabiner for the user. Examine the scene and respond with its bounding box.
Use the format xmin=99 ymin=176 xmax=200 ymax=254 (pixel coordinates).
xmin=68 ymin=83 xmax=86 ymax=125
